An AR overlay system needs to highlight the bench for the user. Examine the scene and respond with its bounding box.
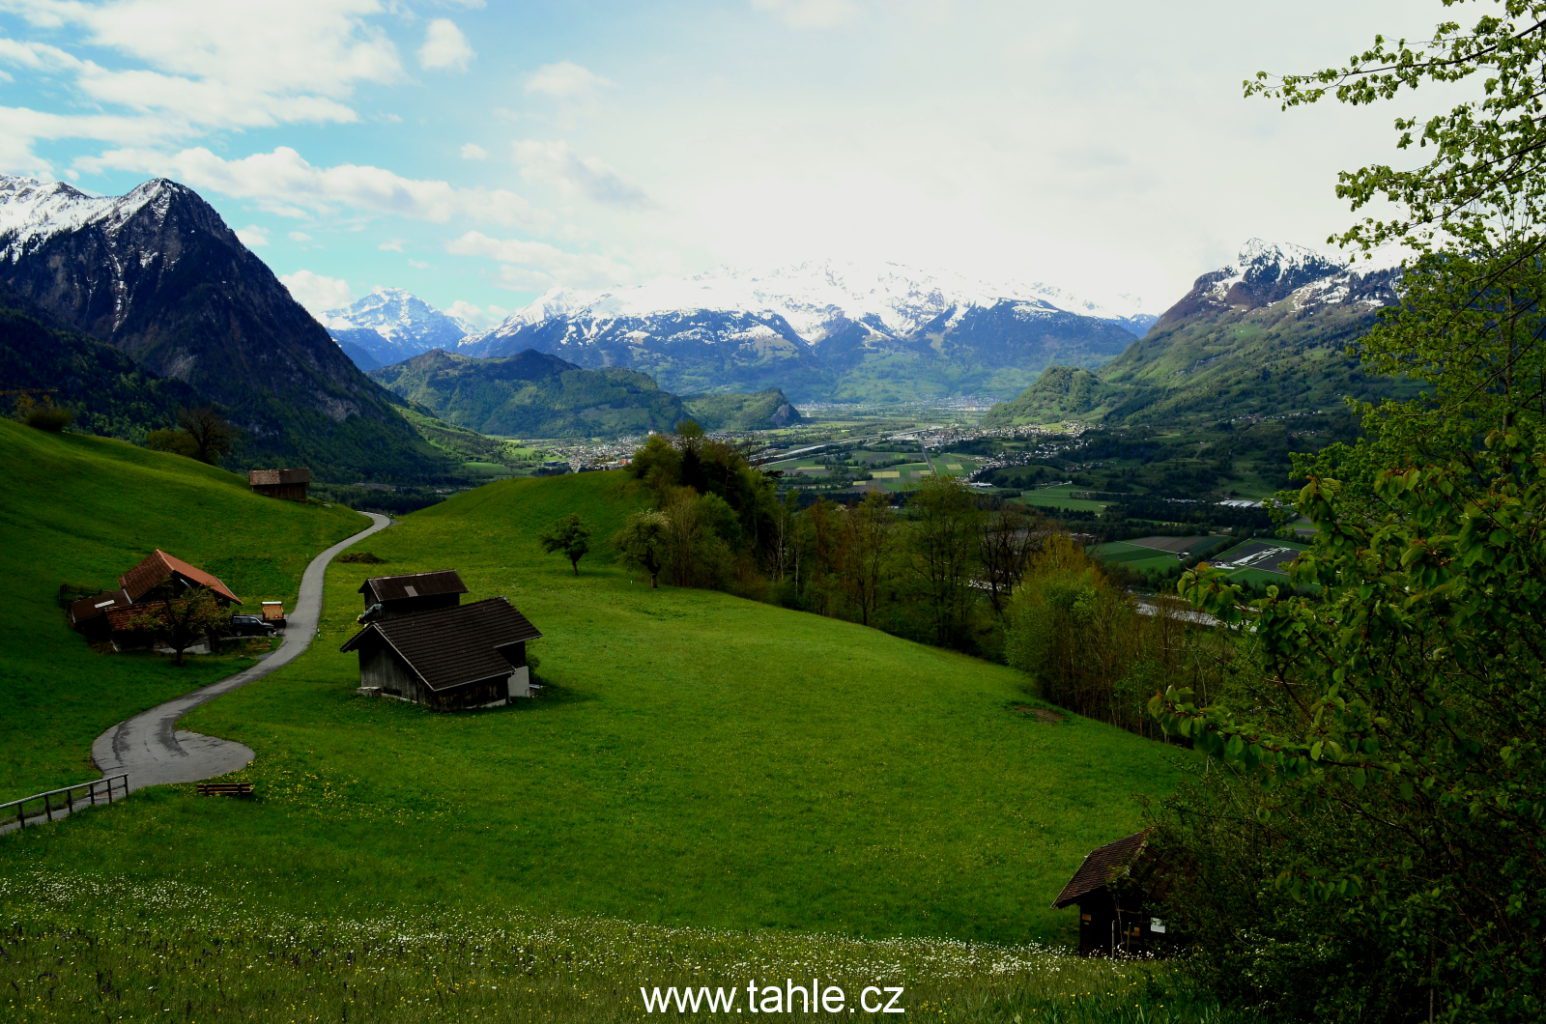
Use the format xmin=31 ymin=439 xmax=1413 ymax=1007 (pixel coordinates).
xmin=195 ymin=782 xmax=254 ymax=798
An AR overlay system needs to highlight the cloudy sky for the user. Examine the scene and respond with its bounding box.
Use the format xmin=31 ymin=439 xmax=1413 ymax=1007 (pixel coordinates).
xmin=0 ymin=0 xmax=1431 ymax=324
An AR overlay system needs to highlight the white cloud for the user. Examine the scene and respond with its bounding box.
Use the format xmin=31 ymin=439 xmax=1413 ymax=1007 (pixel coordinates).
xmin=408 ymin=258 xmax=430 ymax=269
xmin=523 ymin=61 xmax=609 ymax=99
xmin=280 ymin=269 xmax=353 ymax=315
xmin=288 ymin=230 xmax=313 ymax=242
xmin=751 ymin=0 xmax=863 ymax=30
xmin=459 ymin=142 xmax=488 ymax=160
xmin=446 ymin=230 xmax=630 ymax=290
xmin=75 ymin=145 xmax=540 ymax=227
xmin=446 ymin=299 xmax=507 ymax=328
xmin=418 ymin=18 xmax=473 ymax=71
xmin=0 ymin=1 xmax=401 ymax=126
xmin=235 ymin=224 xmax=270 ymax=248
xmin=378 ymin=238 xmax=406 ymax=252
xmin=514 ymin=139 xmax=650 ymax=209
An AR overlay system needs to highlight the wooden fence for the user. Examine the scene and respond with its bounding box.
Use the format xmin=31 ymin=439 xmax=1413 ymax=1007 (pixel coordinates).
xmin=1 ymin=774 xmax=129 ymax=830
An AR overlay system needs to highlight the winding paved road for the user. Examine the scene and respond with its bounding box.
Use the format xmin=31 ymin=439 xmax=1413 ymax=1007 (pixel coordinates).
xmin=86 ymin=511 xmax=391 ymax=792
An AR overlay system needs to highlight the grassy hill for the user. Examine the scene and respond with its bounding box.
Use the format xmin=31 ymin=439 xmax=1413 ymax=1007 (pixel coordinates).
xmin=0 ymin=426 xmax=1206 ymax=1021
xmin=373 ymin=348 xmax=691 ymax=438
xmin=684 ymin=388 xmax=803 ymax=430
xmin=0 ymin=419 xmax=363 ymax=801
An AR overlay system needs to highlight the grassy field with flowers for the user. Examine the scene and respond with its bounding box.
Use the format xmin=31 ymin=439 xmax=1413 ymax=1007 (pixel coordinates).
xmin=0 ymin=420 xmax=363 ymax=802
xmin=0 ymin=871 xmax=1237 ymax=1023
xmin=0 ymin=424 xmax=1205 ymax=1019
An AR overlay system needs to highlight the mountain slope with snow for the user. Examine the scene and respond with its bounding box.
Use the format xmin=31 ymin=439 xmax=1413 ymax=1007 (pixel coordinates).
xmin=0 ymin=174 xmax=444 ymax=479
xmin=987 ymin=239 xmax=1408 ymax=428
xmin=460 ymin=261 xmax=1151 ymax=401
xmin=324 ymin=288 xmax=469 ymax=370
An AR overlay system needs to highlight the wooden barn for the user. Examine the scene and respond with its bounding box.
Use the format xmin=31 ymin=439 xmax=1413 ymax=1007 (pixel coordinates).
xmin=358 ymin=570 xmax=468 ymax=621
xmin=118 ymin=549 xmax=242 ymax=607
xmin=248 ymin=467 xmax=311 ymax=502
xmin=339 ymin=597 xmax=542 ymax=710
xmin=68 ymin=549 xmax=241 ymax=646
xmin=1052 ymin=829 xmax=1172 ymax=957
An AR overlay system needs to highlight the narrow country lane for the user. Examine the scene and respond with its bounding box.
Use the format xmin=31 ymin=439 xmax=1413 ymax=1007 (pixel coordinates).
xmin=89 ymin=511 xmax=391 ymax=791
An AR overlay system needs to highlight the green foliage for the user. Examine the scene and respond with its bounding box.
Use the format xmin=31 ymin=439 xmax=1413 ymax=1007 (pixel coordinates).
xmin=12 ymin=393 xmax=73 ymax=432
xmin=539 ymin=513 xmax=592 ymax=575
xmin=682 ymin=388 xmax=803 ymax=430
xmin=372 ymin=349 xmax=692 ymax=438
xmin=1153 ymin=6 xmax=1546 ymax=1021
xmin=614 ymin=508 xmax=669 ymax=588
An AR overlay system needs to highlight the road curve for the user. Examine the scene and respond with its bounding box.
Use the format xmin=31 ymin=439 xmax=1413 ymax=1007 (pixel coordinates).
xmin=89 ymin=510 xmax=391 ymax=792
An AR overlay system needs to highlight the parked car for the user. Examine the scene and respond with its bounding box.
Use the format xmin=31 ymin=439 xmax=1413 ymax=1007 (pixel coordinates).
xmin=228 ymin=614 xmax=277 ymax=637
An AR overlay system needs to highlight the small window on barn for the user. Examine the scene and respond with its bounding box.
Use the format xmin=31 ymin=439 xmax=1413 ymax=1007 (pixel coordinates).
xmin=404 ymin=585 xmax=418 ymax=597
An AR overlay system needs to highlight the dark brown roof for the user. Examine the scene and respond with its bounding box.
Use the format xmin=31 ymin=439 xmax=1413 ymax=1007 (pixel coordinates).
xmin=1052 ymin=830 xmax=1152 ymax=908
xmin=68 ymin=589 xmax=131 ymax=624
xmin=359 ymin=570 xmax=468 ymax=602
xmin=249 ymin=468 xmax=312 ymax=486
xmin=340 ymin=597 xmax=542 ymax=691
xmin=119 ymin=549 xmax=241 ymax=605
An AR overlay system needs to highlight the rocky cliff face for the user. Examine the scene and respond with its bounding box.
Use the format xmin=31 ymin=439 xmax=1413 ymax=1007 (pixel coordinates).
xmin=0 ymin=176 xmax=444 ymax=480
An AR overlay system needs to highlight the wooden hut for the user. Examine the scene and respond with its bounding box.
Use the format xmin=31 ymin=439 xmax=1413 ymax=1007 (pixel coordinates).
xmin=358 ymin=570 xmax=468 ymax=622
xmin=339 ymin=597 xmax=542 ymax=710
xmin=1052 ymin=830 xmax=1171 ymax=956
xmin=248 ymin=467 xmax=311 ymax=501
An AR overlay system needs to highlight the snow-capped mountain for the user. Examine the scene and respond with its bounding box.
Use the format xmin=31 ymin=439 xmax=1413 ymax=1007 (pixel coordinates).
xmin=0 ymin=174 xmax=441 ymax=479
xmin=323 ymin=288 xmax=469 ymax=371
xmin=1179 ymin=238 xmax=1402 ymax=322
xmin=459 ymin=261 xmax=1151 ymax=401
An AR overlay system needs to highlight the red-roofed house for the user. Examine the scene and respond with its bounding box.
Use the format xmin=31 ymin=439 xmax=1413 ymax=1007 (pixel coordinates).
xmin=119 ymin=549 xmax=241 ymax=606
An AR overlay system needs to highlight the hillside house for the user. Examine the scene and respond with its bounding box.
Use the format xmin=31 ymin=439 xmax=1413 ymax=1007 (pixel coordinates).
xmin=68 ymin=549 xmax=241 ymax=646
xmin=358 ymin=569 xmax=468 ymax=621
xmin=1052 ymin=830 xmax=1172 ymax=957
xmin=248 ymin=467 xmax=311 ymax=501
xmin=339 ymin=596 xmax=542 ymax=710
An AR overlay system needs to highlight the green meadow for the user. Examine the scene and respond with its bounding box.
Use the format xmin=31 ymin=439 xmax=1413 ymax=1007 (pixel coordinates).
xmin=0 ymin=422 xmax=1210 ymax=1021
xmin=0 ymin=420 xmax=362 ymax=801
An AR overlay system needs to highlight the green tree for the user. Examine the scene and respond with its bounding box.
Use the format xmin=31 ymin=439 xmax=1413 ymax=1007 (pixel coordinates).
xmin=539 ymin=513 xmax=592 ymax=576
xmin=837 ymin=491 xmax=892 ymax=627
xmin=178 ymin=406 xmax=237 ymax=464
xmin=906 ymin=476 xmax=981 ymax=649
xmin=615 ymin=510 xmax=669 ymax=589
xmin=1153 ymin=5 xmax=1546 ymax=1020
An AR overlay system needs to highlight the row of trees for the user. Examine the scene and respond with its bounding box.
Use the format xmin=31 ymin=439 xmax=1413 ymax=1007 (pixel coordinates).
xmin=590 ymin=421 xmax=1219 ymax=736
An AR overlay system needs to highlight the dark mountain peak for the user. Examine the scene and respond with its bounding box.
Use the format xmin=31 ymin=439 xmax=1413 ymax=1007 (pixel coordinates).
xmin=0 ymin=174 xmax=443 ymax=479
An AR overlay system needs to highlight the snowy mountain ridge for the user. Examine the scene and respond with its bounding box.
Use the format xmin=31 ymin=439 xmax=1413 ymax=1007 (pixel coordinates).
xmin=479 ymin=260 xmax=1156 ymax=346
xmin=0 ymin=175 xmax=181 ymax=263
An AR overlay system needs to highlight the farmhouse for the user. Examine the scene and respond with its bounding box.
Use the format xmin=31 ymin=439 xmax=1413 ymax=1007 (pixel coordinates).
xmin=248 ymin=467 xmax=311 ymax=502
xmin=359 ymin=569 xmax=468 ymax=621
xmin=1052 ymin=829 xmax=1172 ymax=957
xmin=67 ymin=549 xmax=241 ymax=645
xmin=340 ymin=596 xmax=542 ymax=710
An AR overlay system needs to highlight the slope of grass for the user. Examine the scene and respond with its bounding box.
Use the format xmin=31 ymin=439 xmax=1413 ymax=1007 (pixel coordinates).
xmin=0 ymin=420 xmax=363 ymax=801
xmin=0 ymin=444 xmax=1199 ymax=1020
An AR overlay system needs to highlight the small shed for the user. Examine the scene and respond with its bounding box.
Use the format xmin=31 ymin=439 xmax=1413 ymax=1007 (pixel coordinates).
xmin=1052 ymin=829 xmax=1171 ymax=957
xmin=358 ymin=570 xmax=468 ymax=621
xmin=339 ymin=597 xmax=542 ymax=711
xmin=249 ymin=467 xmax=312 ymax=502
